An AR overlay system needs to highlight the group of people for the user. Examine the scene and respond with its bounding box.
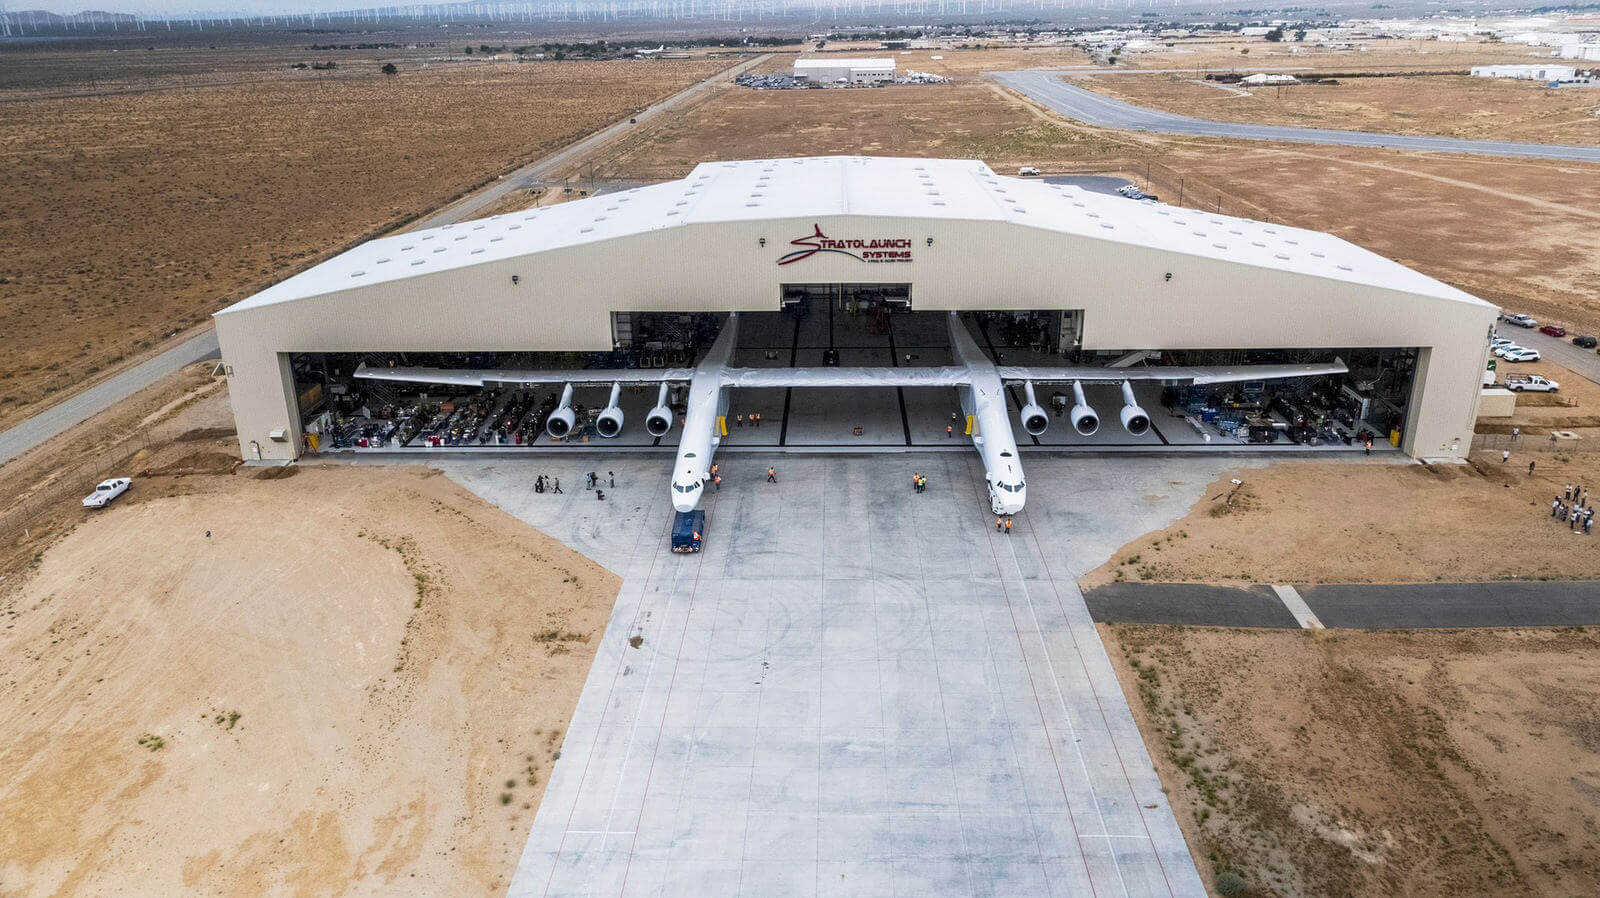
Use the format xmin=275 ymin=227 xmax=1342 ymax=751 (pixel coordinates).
xmin=587 ymin=470 xmax=615 ymax=500
xmin=734 ymin=412 xmax=764 ymax=428
xmin=1551 ymin=483 xmax=1594 ymax=535
xmin=533 ymin=474 xmax=562 ymax=494
xmin=995 ymin=515 xmax=1013 ymax=535
xmin=911 ymin=472 xmax=930 ymax=493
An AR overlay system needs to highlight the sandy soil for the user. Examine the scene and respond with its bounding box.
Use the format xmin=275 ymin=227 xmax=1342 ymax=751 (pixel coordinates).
xmin=0 ymin=463 xmax=619 ymax=896
xmin=1084 ymin=440 xmax=1600 ymax=587
xmin=0 ymin=51 xmax=728 ymax=431
xmin=605 ymin=77 xmax=1121 ymax=179
xmin=1101 ymin=624 xmax=1600 ymax=898
xmin=1079 ymin=72 xmax=1600 ymax=146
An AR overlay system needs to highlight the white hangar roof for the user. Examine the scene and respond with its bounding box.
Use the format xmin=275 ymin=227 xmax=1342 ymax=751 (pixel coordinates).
xmin=221 ymin=156 xmax=1489 ymax=314
xmin=793 ymin=57 xmax=897 ymax=70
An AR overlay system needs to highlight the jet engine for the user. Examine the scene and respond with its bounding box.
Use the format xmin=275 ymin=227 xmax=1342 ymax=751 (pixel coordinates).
xmin=595 ymin=382 xmax=625 ymax=438
xmin=1018 ymin=381 xmax=1049 ymax=436
xmin=1118 ymin=380 xmax=1151 ymax=436
xmin=645 ymin=383 xmax=673 ymax=437
xmin=1070 ymin=381 xmax=1099 ymax=436
xmin=544 ymin=383 xmax=576 ymax=439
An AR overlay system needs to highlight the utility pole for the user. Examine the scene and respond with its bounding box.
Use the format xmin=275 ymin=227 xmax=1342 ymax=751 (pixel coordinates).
xmin=1177 ymin=177 xmax=1184 ymax=208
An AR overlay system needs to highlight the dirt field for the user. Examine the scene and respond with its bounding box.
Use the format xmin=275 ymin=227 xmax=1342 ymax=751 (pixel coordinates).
xmin=1102 ymin=624 xmax=1600 ymax=898
xmin=1112 ymin=36 xmax=1557 ymax=73
xmin=1085 ymin=445 xmax=1600 ymax=588
xmin=0 ymin=50 xmax=727 ymax=432
xmin=1079 ymin=72 xmax=1600 ymax=145
xmin=0 ymin=458 xmax=618 ymax=896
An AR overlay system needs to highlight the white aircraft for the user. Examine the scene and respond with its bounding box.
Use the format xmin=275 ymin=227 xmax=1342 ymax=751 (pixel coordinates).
xmin=635 ymin=45 xmax=666 ymax=57
xmin=355 ymin=313 xmax=1345 ymax=515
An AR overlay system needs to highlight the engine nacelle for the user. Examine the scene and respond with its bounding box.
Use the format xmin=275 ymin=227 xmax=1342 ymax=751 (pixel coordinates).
xmin=1070 ymin=380 xmax=1099 ymax=436
xmin=595 ymin=382 xmax=624 ymax=438
xmin=645 ymin=383 xmax=673 ymax=437
xmin=1018 ymin=380 xmax=1049 ymax=436
xmin=544 ymin=383 xmax=575 ymax=439
xmin=1119 ymin=380 xmax=1150 ymax=436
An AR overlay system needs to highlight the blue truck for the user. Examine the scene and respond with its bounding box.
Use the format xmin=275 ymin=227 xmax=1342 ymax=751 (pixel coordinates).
xmin=671 ymin=509 xmax=705 ymax=553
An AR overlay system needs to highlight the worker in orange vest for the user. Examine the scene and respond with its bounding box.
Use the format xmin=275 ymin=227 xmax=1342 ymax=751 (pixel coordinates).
xmin=946 ymin=424 xmax=954 ymax=438
xmin=1004 ymin=517 xmax=1012 ymax=535
xmin=767 ymin=466 xmax=777 ymax=483
xmin=995 ymin=516 xmax=1003 ymax=532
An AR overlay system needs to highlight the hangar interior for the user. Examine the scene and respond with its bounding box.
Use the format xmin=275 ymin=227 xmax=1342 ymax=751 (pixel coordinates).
xmin=292 ymin=293 xmax=1416 ymax=454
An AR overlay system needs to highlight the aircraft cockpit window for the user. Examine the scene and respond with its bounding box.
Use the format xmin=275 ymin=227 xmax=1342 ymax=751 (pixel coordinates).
xmin=673 ymin=483 xmax=699 ymax=493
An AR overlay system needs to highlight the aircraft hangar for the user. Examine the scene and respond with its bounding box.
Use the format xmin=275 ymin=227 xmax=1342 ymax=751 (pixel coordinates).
xmin=215 ymin=155 xmax=1497 ymax=478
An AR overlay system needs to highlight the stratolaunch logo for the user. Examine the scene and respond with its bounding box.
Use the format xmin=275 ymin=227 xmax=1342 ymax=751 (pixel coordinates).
xmin=776 ymin=224 xmax=913 ymax=265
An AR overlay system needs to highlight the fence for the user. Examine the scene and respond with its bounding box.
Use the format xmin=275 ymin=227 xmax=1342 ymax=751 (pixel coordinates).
xmin=0 ymin=418 xmax=199 ymax=542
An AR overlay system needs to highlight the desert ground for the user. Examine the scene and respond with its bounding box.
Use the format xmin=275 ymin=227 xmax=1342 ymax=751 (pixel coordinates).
xmin=1076 ymin=72 xmax=1600 ymax=145
xmin=0 ymin=447 xmax=619 ymax=896
xmin=1082 ymin=361 xmax=1600 ymax=587
xmin=0 ymin=47 xmax=729 ymax=432
xmin=1102 ymin=624 xmax=1600 ymax=898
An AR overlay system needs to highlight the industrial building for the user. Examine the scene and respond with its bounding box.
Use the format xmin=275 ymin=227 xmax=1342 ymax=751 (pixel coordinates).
xmin=792 ymin=56 xmax=897 ymax=84
xmin=215 ymin=156 xmax=1497 ymax=473
xmin=1470 ymin=63 xmax=1579 ymax=81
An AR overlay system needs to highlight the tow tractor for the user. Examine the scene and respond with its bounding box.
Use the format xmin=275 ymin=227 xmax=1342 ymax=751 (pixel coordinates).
xmin=671 ymin=509 xmax=705 ymax=553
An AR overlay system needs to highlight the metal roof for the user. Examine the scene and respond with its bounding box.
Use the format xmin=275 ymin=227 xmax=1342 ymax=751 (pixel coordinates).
xmin=793 ymin=57 xmax=897 ymax=70
xmin=219 ymin=156 xmax=1489 ymax=314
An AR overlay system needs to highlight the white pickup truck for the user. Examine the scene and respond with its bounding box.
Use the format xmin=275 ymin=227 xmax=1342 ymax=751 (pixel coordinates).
xmin=1504 ymin=374 xmax=1559 ymax=393
xmin=82 ymin=477 xmax=132 ymax=509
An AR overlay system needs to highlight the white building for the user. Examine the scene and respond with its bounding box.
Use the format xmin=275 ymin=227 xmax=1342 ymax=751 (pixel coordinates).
xmin=792 ymin=57 xmax=896 ymax=85
xmin=1470 ymin=64 xmax=1578 ymax=80
xmin=1241 ymin=73 xmax=1298 ymax=85
xmin=1559 ymin=43 xmax=1600 ymax=61
xmin=214 ymin=156 xmax=1497 ymax=464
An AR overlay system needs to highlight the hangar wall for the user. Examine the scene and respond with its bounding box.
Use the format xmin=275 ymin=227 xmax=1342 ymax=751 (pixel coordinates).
xmin=216 ymin=214 xmax=1497 ymax=462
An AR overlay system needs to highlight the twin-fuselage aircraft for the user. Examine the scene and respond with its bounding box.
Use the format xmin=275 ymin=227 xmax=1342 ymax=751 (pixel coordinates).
xmin=357 ymin=313 xmax=1344 ymax=515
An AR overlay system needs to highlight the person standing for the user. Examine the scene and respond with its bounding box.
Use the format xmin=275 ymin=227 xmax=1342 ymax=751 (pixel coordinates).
xmin=946 ymin=424 xmax=954 ymax=439
xmin=736 ymin=413 xmax=744 ymax=428
xmin=1501 ymin=449 xmax=1510 ymax=464
xmin=552 ymin=477 xmax=562 ymax=494
xmin=1553 ymin=497 xmax=1562 ymax=518
xmin=1528 ymin=459 xmax=1536 ymax=476
xmin=1511 ymin=427 xmax=1520 ymax=442
xmin=912 ymin=472 xmax=920 ymax=493
xmin=996 ymin=516 xmax=1003 ymax=532
xmin=608 ymin=471 xmax=615 ymax=488
xmin=1004 ymin=517 xmax=1012 ymax=536
xmin=920 ymin=474 xmax=928 ymax=493
xmin=714 ymin=474 xmax=722 ymax=491
xmin=766 ymin=466 xmax=776 ymax=483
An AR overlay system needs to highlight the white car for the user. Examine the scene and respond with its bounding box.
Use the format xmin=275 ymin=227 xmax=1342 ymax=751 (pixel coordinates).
xmin=1490 ymin=337 xmax=1515 ymax=349
xmin=82 ymin=477 xmax=132 ymax=509
xmin=1502 ymin=348 xmax=1541 ymax=362
xmin=1504 ymin=313 xmax=1537 ymax=328
xmin=1492 ymin=344 xmax=1523 ymax=358
xmin=1018 ymin=166 xmax=1040 ymax=176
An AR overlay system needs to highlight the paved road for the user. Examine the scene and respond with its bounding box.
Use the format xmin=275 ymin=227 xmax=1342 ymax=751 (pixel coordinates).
xmin=1086 ymin=580 xmax=1600 ymax=629
xmin=992 ymin=70 xmax=1600 ymax=164
xmin=0 ymin=329 xmax=220 ymax=466
xmin=0 ymin=55 xmax=764 ymax=469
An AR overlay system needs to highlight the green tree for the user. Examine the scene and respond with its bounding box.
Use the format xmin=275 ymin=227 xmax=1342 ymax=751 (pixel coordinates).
xmin=1265 ymin=27 xmax=1284 ymax=42
xmin=381 ymin=62 xmax=398 ymax=75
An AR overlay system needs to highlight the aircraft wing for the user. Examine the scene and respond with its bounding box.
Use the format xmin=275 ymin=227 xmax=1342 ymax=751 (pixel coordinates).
xmin=997 ymin=358 xmax=1347 ymax=386
xmin=719 ymin=366 xmax=974 ymax=389
xmin=353 ymin=363 xmax=693 ymax=387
